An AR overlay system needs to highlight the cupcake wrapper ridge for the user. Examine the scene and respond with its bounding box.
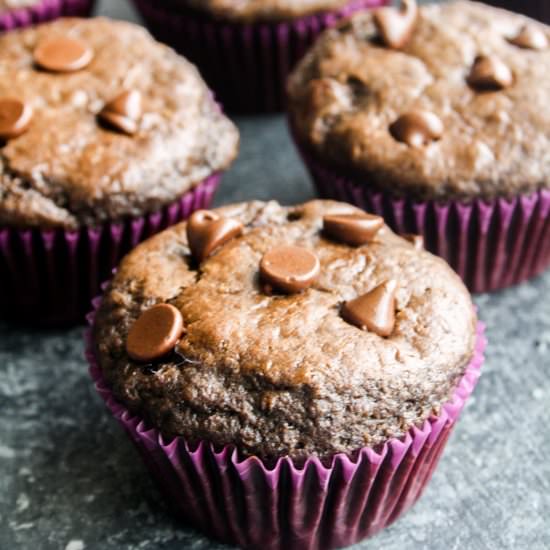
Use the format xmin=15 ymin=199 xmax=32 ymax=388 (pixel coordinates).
xmin=0 ymin=0 xmax=96 ymax=31
xmin=132 ymin=0 xmax=387 ymax=113
xmin=87 ymin=300 xmax=486 ymax=550
xmin=0 ymin=175 xmax=220 ymax=326
xmin=297 ymin=147 xmax=550 ymax=294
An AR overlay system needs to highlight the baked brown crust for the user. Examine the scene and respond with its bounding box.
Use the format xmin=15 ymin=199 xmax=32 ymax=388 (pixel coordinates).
xmin=288 ymin=1 xmax=550 ymax=201
xmin=0 ymin=0 xmax=39 ymax=12
xmin=171 ymin=0 xmax=355 ymax=22
xmin=0 ymin=18 xmax=239 ymax=229
xmin=94 ymin=200 xmax=477 ymax=461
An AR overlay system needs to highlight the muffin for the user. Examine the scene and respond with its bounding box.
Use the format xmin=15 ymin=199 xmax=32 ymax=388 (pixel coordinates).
xmin=88 ymin=199 xmax=485 ymax=549
xmin=131 ymin=0 xmax=388 ymax=113
xmin=484 ymin=1 xmax=550 ymax=25
xmin=0 ymin=17 xmax=239 ymax=325
xmin=288 ymin=0 xmax=550 ymax=293
xmin=0 ymin=0 xmax=95 ymax=31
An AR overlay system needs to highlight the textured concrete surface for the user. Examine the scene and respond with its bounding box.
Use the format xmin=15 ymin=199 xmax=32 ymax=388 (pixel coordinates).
xmin=1 ymin=1 xmax=549 ymax=549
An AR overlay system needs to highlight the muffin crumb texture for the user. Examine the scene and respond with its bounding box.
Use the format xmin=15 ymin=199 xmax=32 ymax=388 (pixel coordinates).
xmin=288 ymin=1 xmax=550 ymax=200
xmin=0 ymin=0 xmax=39 ymax=11
xmin=0 ymin=18 xmax=238 ymax=229
xmin=180 ymin=0 xmax=364 ymax=22
xmin=95 ymin=200 xmax=476 ymax=461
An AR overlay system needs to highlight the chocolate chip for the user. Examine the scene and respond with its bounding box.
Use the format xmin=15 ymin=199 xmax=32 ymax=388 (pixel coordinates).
xmin=509 ymin=25 xmax=548 ymax=50
xmin=403 ymin=233 xmax=424 ymax=249
xmin=99 ymin=112 xmax=138 ymax=135
xmin=0 ymin=98 xmax=32 ymax=140
xmin=187 ymin=210 xmax=243 ymax=262
xmin=341 ymin=280 xmax=397 ymax=337
xmin=98 ymin=90 xmax=142 ymax=135
xmin=467 ymin=55 xmax=513 ymax=91
xmin=107 ymin=90 xmax=142 ymax=120
xmin=260 ymin=245 xmax=320 ymax=294
xmin=34 ymin=37 xmax=93 ymax=73
xmin=373 ymin=0 xmax=418 ymax=50
xmin=390 ymin=110 xmax=443 ymax=147
xmin=126 ymin=303 xmax=185 ymax=362
xmin=323 ymin=212 xmax=384 ymax=246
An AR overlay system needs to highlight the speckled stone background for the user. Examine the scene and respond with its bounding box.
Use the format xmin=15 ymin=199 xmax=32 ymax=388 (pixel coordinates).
xmin=1 ymin=1 xmax=549 ymax=549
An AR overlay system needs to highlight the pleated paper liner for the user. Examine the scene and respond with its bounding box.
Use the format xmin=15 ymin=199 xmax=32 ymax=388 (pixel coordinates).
xmin=131 ymin=0 xmax=387 ymax=113
xmin=483 ymin=0 xmax=550 ymax=24
xmin=0 ymin=174 xmax=220 ymax=326
xmin=87 ymin=299 xmax=486 ymax=550
xmin=296 ymin=148 xmax=550 ymax=294
xmin=0 ymin=0 xmax=96 ymax=31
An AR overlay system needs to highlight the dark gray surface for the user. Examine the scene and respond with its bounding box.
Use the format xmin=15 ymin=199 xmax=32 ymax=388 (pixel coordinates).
xmin=1 ymin=1 xmax=549 ymax=549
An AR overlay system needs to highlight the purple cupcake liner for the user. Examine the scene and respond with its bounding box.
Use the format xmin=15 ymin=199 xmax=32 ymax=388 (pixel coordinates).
xmin=297 ymin=147 xmax=550 ymax=294
xmin=0 ymin=0 xmax=96 ymax=32
xmin=0 ymin=174 xmax=220 ymax=326
xmin=483 ymin=0 xmax=550 ymax=24
xmin=131 ymin=0 xmax=387 ymax=113
xmin=86 ymin=299 xmax=485 ymax=550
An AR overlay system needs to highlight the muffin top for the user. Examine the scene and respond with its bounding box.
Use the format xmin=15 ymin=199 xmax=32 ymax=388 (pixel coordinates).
xmin=180 ymin=0 xmax=355 ymax=22
xmin=94 ymin=199 xmax=477 ymax=461
xmin=288 ymin=1 xmax=550 ymax=201
xmin=0 ymin=18 xmax=239 ymax=229
xmin=0 ymin=0 xmax=39 ymax=12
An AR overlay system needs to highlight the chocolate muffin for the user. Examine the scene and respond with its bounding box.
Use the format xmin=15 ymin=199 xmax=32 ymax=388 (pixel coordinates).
xmin=0 ymin=18 xmax=238 ymax=229
xmin=90 ymin=199 xmax=484 ymax=548
xmin=132 ymin=0 xmax=386 ymax=112
xmin=288 ymin=0 xmax=550 ymax=292
xmin=94 ymin=199 xmax=477 ymax=459
xmin=0 ymin=17 xmax=238 ymax=324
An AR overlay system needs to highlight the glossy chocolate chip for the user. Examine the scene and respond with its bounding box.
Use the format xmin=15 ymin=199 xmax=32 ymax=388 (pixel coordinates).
xmin=260 ymin=245 xmax=320 ymax=294
xmin=98 ymin=90 xmax=142 ymax=135
xmin=403 ymin=233 xmax=424 ymax=250
xmin=509 ymin=25 xmax=548 ymax=50
xmin=106 ymin=90 xmax=142 ymax=119
xmin=374 ymin=0 xmax=418 ymax=50
xmin=341 ymin=280 xmax=397 ymax=337
xmin=187 ymin=210 xmax=243 ymax=262
xmin=0 ymin=98 xmax=32 ymax=140
xmin=126 ymin=303 xmax=185 ymax=362
xmin=34 ymin=37 xmax=93 ymax=73
xmin=467 ymin=55 xmax=513 ymax=91
xmin=323 ymin=213 xmax=384 ymax=246
xmin=390 ymin=110 xmax=443 ymax=147
xmin=98 ymin=112 xmax=138 ymax=135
